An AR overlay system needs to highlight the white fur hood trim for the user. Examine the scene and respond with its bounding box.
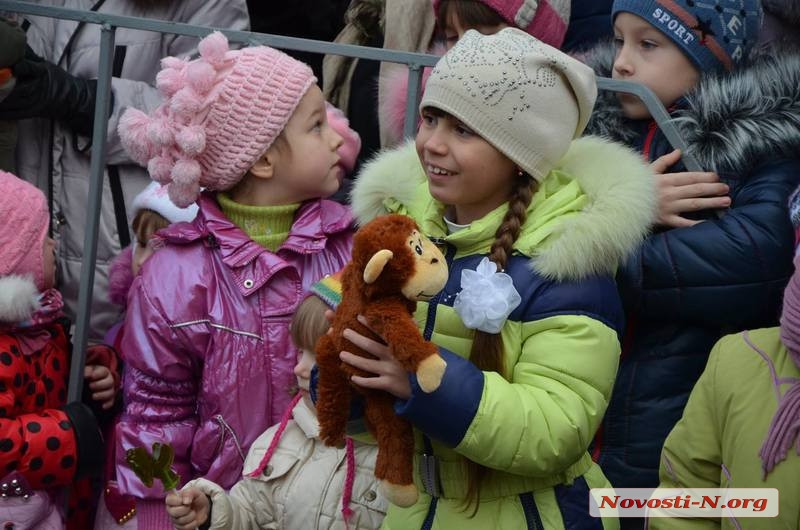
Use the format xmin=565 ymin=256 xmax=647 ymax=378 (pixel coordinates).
xmin=351 ymin=136 xmax=656 ymax=281
xmin=0 ymin=275 xmax=41 ymax=323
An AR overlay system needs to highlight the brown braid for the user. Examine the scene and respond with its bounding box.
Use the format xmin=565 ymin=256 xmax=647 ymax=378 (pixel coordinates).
xmin=461 ymin=171 xmax=538 ymax=516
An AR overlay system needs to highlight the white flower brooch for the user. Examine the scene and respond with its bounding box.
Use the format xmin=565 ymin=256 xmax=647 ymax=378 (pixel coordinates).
xmin=453 ymin=257 xmax=521 ymax=334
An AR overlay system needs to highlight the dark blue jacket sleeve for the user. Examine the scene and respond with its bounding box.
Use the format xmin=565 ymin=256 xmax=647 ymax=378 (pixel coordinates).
xmin=618 ymin=159 xmax=799 ymax=329
xmin=394 ymin=348 xmax=484 ymax=448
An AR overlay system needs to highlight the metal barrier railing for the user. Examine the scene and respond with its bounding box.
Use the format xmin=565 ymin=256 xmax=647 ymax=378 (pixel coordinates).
xmin=0 ymin=0 xmax=699 ymax=405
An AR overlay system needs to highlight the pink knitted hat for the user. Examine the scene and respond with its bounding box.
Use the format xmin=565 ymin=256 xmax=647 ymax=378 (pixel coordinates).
xmin=0 ymin=171 xmax=50 ymax=291
xmin=119 ymin=32 xmax=316 ymax=208
xmin=433 ymin=0 xmax=570 ymax=48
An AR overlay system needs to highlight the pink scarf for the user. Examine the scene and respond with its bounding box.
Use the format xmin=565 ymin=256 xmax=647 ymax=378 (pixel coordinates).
xmin=761 ymin=261 xmax=800 ymax=476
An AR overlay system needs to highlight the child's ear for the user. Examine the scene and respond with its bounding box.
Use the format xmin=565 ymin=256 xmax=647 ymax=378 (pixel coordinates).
xmin=249 ymin=152 xmax=276 ymax=180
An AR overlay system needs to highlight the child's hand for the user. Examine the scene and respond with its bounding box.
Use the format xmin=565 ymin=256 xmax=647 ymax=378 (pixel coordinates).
xmin=650 ymin=149 xmax=730 ymax=228
xmin=339 ymin=315 xmax=412 ymax=400
xmin=84 ymin=364 xmax=115 ymax=410
xmin=165 ymin=487 xmax=210 ymax=530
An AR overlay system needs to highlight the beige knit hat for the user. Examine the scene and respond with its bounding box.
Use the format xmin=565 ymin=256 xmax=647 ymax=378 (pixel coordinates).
xmin=420 ymin=28 xmax=597 ymax=181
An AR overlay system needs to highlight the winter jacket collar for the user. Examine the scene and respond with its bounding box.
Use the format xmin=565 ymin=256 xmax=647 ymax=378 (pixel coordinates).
xmin=351 ymin=136 xmax=656 ymax=281
xmin=762 ymin=0 xmax=800 ymax=26
xmin=292 ymin=400 xmax=320 ymax=439
xmin=0 ymin=276 xmax=63 ymax=326
xmin=582 ymin=40 xmax=800 ymax=176
xmin=158 ymin=192 xmax=354 ymax=295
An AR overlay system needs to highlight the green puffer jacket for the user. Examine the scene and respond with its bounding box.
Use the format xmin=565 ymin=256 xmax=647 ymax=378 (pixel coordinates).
xmin=652 ymin=327 xmax=800 ymax=530
xmin=350 ymin=136 xmax=656 ymax=530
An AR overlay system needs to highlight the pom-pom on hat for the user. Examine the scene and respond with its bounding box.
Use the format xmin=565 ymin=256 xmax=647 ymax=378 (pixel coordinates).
xmin=131 ymin=181 xmax=199 ymax=225
xmin=119 ymin=32 xmax=316 ymax=208
xmin=421 ymin=27 xmax=597 ymax=181
xmin=432 ymin=0 xmax=571 ymax=48
xmin=0 ymin=171 xmax=50 ymax=291
xmin=611 ymin=0 xmax=763 ymax=72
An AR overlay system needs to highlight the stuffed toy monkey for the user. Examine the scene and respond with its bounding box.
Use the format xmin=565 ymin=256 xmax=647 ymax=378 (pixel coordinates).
xmin=316 ymin=214 xmax=448 ymax=508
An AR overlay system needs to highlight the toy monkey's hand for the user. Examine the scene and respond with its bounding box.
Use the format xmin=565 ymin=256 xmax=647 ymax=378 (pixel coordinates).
xmin=416 ymin=354 xmax=446 ymax=393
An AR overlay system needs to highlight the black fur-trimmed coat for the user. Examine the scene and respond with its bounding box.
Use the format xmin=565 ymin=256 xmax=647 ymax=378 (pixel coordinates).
xmin=582 ymin=41 xmax=800 ymax=490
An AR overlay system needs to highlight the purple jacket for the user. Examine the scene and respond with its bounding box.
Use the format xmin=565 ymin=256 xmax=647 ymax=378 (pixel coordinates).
xmin=115 ymin=193 xmax=354 ymax=499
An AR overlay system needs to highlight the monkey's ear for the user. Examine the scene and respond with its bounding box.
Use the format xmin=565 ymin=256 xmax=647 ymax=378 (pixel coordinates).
xmin=363 ymin=249 xmax=394 ymax=284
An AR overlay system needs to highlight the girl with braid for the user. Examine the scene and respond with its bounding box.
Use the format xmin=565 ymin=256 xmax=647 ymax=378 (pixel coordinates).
xmin=342 ymin=28 xmax=656 ymax=529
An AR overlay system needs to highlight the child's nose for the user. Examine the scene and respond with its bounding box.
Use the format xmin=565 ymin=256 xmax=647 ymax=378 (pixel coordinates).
xmin=423 ymin=127 xmax=448 ymax=154
xmin=613 ymin=48 xmax=633 ymax=77
xmin=330 ymin=128 xmax=344 ymax=151
xmin=294 ymin=359 xmax=312 ymax=378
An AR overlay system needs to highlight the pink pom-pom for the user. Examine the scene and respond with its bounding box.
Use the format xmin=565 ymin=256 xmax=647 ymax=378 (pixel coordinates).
xmin=186 ymin=61 xmax=217 ymax=95
xmin=170 ymin=86 xmax=203 ymax=119
xmin=156 ymin=67 xmax=184 ymax=97
xmin=175 ymin=125 xmax=206 ymax=157
xmin=325 ymin=102 xmax=361 ymax=173
xmin=118 ymin=109 xmax=156 ymax=165
xmin=148 ymin=155 xmax=174 ymax=184
xmin=198 ymin=31 xmax=229 ymax=67
xmin=171 ymin=158 xmax=202 ymax=186
xmin=161 ymin=56 xmax=185 ymax=70
xmin=167 ymin=179 xmax=201 ymax=208
xmin=146 ymin=119 xmax=174 ymax=147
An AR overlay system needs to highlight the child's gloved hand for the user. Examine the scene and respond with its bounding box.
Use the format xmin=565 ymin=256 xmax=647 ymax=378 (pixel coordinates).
xmin=0 ymin=48 xmax=100 ymax=136
xmin=325 ymin=102 xmax=361 ymax=176
xmin=84 ymin=364 xmax=116 ymax=410
xmin=0 ymin=18 xmax=26 ymax=69
xmin=166 ymin=487 xmax=210 ymax=530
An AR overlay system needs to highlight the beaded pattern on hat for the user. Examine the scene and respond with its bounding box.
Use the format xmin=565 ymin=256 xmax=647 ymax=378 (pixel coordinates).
xmin=421 ymin=28 xmax=597 ymax=181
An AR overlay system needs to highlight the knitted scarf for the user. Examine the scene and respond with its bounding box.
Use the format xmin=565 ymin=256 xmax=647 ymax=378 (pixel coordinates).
xmin=761 ymin=262 xmax=800 ymax=476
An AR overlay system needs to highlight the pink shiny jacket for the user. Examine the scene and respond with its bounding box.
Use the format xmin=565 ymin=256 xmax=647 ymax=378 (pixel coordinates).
xmin=115 ymin=192 xmax=354 ymax=499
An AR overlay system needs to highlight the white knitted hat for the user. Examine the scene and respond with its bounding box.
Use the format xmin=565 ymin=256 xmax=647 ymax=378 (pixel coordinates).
xmin=130 ymin=181 xmax=199 ymax=224
xmin=420 ymin=28 xmax=597 ymax=181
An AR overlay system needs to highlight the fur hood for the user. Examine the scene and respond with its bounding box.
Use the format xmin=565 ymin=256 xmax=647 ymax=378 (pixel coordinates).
xmin=762 ymin=0 xmax=800 ymax=25
xmin=582 ymin=40 xmax=800 ymax=176
xmin=0 ymin=275 xmax=40 ymax=323
xmin=351 ymin=136 xmax=656 ymax=281
xmin=108 ymin=245 xmax=134 ymax=307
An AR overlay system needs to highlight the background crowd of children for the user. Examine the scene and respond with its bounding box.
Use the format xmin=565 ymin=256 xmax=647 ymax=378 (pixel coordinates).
xmin=0 ymin=0 xmax=798 ymax=529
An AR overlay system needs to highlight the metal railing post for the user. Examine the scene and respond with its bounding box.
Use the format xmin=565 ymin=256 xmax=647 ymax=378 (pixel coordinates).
xmin=596 ymin=78 xmax=702 ymax=172
xmin=67 ymin=23 xmax=116 ymax=402
xmin=404 ymin=64 xmax=424 ymax=138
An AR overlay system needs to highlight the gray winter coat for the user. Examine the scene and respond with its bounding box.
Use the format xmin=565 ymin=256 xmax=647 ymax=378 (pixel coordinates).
xmin=16 ymin=0 xmax=249 ymax=339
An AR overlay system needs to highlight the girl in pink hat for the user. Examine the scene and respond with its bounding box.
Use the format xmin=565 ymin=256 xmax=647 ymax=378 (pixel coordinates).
xmin=115 ymin=32 xmax=357 ymax=528
xmin=0 ymin=170 xmax=120 ymax=529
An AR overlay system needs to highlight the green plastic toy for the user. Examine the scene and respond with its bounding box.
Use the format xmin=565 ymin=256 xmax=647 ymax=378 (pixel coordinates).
xmin=125 ymin=442 xmax=181 ymax=492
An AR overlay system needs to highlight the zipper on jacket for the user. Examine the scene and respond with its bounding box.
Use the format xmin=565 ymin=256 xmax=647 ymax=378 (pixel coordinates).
xmin=642 ymin=120 xmax=658 ymax=161
xmin=418 ymin=242 xmax=454 ymax=529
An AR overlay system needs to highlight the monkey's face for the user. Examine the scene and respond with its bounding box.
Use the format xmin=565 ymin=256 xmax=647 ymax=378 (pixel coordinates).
xmin=401 ymin=230 xmax=448 ymax=301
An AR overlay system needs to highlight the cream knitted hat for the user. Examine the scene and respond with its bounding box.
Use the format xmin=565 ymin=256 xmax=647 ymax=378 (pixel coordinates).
xmin=420 ymin=27 xmax=597 ymax=181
